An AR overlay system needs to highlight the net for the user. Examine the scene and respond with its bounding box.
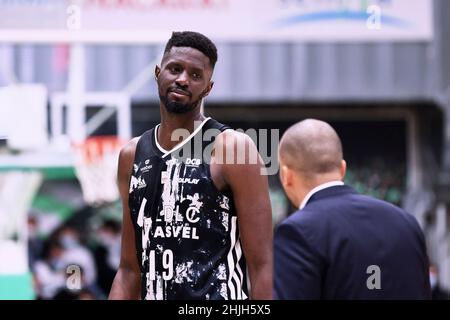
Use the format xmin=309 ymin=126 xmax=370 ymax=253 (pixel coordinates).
xmin=73 ymin=136 xmax=123 ymax=206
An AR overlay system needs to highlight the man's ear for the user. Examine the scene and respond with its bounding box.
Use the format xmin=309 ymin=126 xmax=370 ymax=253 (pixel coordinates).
xmin=155 ymin=65 xmax=161 ymax=80
xmin=280 ymin=165 xmax=293 ymax=189
xmin=340 ymin=160 xmax=347 ymax=181
xmin=201 ymin=81 xmax=214 ymax=98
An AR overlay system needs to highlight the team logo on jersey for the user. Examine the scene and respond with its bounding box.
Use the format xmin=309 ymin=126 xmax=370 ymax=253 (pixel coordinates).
xmin=129 ymin=175 xmax=147 ymax=193
xmin=133 ymin=164 xmax=139 ymax=173
xmin=161 ymin=171 xmax=169 ymax=184
xmin=153 ymin=225 xmax=199 ymax=240
xmin=185 ymin=158 xmax=201 ymax=167
xmin=221 ymin=211 xmax=229 ymax=232
xmin=178 ymin=178 xmax=199 ymax=185
xmin=138 ymin=159 xmax=152 ymax=173
xmin=140 ymin=165 xmax=153 ymax=173
xmin=220 ymin=196 xmax=230 ymax=210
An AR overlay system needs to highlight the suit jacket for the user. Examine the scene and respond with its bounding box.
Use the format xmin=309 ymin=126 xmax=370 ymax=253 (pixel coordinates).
xmin=274 ymin=185 xmax=431 ymax=300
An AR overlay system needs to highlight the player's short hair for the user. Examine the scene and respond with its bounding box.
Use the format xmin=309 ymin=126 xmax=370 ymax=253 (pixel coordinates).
xmin=164 ymin=31 xmax=218 ymax=68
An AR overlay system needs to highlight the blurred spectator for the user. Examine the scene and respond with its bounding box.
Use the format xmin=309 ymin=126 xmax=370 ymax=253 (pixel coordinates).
xmin=345 ymin=157 xmax=405 ymax=206
xmin=430 ymin=264 xmax=449 ymax=300
xmin=56 ymin=224 xmax=97 ymax=287
xmin=93 ymin=219 xmax=121 ymax=296
xmin=53 ymin=288 xmax=96 ymax=300
xmin=27 ymin=214 xmax=44 ymax=269
xmin=33 ymin=240 xmax=66 ymax=299
xmin=77 ymin=288 xmax=96 ymax=300
xmin=269 ymin=187 xmax=289 ymax=227
xmin=53 ymin=265 xmax=103 ymax=300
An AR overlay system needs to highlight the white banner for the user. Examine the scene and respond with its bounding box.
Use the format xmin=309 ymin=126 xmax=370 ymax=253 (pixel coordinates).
xmin=0 ymin=0 xmax=433 ymax=43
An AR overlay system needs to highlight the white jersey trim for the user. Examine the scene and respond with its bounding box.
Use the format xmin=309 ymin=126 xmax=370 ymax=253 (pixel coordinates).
xmin=226 ymin=216 xmax=246 ymax=300
xmin=154 ymin=117 xmax=211 ymax=158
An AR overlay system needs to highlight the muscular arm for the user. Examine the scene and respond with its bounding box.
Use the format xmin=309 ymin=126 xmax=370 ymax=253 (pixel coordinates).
xmin=213 ymin=131 xmax=273 ymax=299
xmin=109 ymin=138 xmax=141 ymax=300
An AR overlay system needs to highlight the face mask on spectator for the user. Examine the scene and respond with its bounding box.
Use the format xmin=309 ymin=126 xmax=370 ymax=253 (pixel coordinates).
xmin=98 ymin=232 xmax=115 ymax=248
xmin=430 ymin=272 xmax=438 ymax=289
xmin=50 ymin=257 xmax=65 ymax=270
xmin=28 ymin=228 xmax=37 ymax=239
xmin=60 ymin=235 xmax=79 ymax=249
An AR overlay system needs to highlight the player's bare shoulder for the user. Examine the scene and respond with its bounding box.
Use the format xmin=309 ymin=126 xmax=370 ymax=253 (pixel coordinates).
xmin=215 ymin=129 xmax=252 ymax=147
xmin=213 ymin=129 xmax=260 ymax=166
xmin=118 ymin=137 xmax=140 ymax=181
xmin=119 ymin=137 xmax=139 ymax=163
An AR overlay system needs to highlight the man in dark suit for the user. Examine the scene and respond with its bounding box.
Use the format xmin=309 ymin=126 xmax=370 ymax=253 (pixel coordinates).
xmin=274 ymin=119 xmax=431 ymax=300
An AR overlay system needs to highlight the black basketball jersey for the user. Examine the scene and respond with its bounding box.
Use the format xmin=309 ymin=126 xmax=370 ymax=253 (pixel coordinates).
xmin=128 ymin=117 xmax=248 ymax=300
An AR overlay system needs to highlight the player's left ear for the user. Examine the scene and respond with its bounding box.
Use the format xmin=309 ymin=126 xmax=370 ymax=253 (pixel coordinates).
xmin=154 ymin=65 xmax=161 ymax=80
xmin=201 ymin=81 xmax=214 ymax=98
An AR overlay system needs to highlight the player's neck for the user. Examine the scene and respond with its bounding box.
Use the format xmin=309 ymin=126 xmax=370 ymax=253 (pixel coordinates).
xmin=158 ymin=106 xmax=206 ymax=151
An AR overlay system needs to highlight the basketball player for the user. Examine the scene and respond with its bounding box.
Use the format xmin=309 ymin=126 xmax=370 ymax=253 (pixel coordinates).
xmin=109 ymin=31 xmax=273 ymax=300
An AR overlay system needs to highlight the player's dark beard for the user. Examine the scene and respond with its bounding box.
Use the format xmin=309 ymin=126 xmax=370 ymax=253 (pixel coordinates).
xmin=160 ymin=88 xmax=207 ymax=114
xmin=161 ymin=96 xmax=200 ymax=114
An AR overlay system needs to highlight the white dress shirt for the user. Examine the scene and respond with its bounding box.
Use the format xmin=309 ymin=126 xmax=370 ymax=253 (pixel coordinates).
xmin=299 ymin=181 xmax=344 ymax=210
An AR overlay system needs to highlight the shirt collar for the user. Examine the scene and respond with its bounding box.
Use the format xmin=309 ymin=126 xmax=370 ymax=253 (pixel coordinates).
xmin=299 ymin=181 xmax=344 ymax=210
